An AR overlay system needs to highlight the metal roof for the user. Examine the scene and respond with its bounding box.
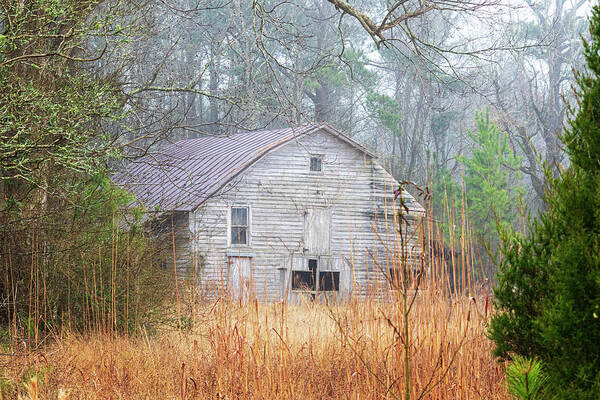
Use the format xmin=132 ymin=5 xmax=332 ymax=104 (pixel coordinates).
xmin=114 ymin=123 xmax=377 ymax=211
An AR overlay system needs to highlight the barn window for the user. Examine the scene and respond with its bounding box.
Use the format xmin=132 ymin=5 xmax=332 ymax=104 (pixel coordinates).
xmin=292 ymin=258 xmax=317 ymax=291
xmin=291 ymin=258 xmax=339 ymax=292
xmin=231 ymin=207 xmax=249 ymax=245
xmin=310 ymin=156 xmax=322 ymax=172
xmin=292 ymin=271 xmax=314 ymax=291
xmin=319 ymin=271 xmax=340 ymax=291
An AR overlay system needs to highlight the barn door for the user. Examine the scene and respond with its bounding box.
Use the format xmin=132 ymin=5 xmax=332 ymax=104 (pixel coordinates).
xmin=229 ymin=256 xmax=252 ymax=300
xmin=304 ymin=208 xmax=330 ymax=255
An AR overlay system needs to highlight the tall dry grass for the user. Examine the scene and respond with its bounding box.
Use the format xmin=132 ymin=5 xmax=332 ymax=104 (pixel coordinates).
xmin=2 ymin=294 xmax=505 ymax=399
xmin=1 ymin=181 xmax=508 ymax=399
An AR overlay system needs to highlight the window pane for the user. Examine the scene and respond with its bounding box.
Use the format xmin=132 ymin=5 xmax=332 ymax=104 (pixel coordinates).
xmin=310 ymin=157 xmax=322 ymax=171
xmin=231 ymin=207 xmax=248 ymax=226
xmin=292 ymin=271 xmax=315 ymax=291
xmin=231 ymin=227 xmax=247 ymax=245
xmin=319 ymin=271 xmax=340 ymax=291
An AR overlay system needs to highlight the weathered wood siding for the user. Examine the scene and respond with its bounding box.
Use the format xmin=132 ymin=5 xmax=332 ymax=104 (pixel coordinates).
xmin=188 ymin=128 xmax=424 ymax=301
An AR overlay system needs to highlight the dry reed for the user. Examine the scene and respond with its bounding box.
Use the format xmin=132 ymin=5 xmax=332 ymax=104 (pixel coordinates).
xmin=2 ymin=292 xmax=506 ymax=399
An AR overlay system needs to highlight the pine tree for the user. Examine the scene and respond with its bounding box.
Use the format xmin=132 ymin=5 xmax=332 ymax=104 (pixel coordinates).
xmin=488 ymin=6 xmax=600 ymax=399
xmin=458 ymin=108 xmax=521 ymax=242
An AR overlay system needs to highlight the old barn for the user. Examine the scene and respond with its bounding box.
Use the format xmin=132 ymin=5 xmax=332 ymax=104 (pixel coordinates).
xmin=116 ymin=123 xmax=425 ymax=301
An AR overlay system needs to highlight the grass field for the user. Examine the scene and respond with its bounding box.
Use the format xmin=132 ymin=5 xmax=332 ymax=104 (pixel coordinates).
xmin=2 ymin=289 xmax=507 ymax=400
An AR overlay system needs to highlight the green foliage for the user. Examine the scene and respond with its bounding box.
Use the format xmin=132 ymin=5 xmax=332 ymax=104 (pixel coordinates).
xmin=304 ymin=61 xmax=346 ymax=91
xmin=489 ymin=7 xmax=600 ymax=399
xmin=506 ymin=356 xmax=548 ymax=400
xmin=366 ymin=92 xmax=402 ymax=138
xmin=2 ymin=171 xmax=174 ymax=333
xmin=1 ymin=76 xmax=122 ymax=186
xmin=0 ymin=0 xmax=173 ymax=334
xmin=458 ymin=109 xmax=522 ymax=241
xmin=0 ymin=0 xmax=126 ymax=205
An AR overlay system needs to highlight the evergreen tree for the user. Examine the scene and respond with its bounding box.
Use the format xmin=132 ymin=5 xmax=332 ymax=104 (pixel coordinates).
xmin=458 ymin=109 xmax=522 ymax=242
xmin=488 ymin=6 xmax=600 ymax=399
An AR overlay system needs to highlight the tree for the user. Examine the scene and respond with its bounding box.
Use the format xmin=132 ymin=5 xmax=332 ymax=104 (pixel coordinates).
xmin=453 ymin=109 xmax=521 ymax=281
xmin=0 ymin=0 xmax=175 ymax=334
xmin=488 ymin=6 xmax=600 ymax=398
xmin=363 ymin=6 xmax=471 ymax=185
xmin=458 ymin=109 xmax=521 ymax=242
xmin=323 ymin=0 xmax=489 ymax=49
xmin=0 ymin=0 xmax=124 ymax=199
xmin=489 ymin=0 xmax=588 ymax=210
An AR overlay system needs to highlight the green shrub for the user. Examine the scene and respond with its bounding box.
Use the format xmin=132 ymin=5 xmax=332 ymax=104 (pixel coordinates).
xmin=0 ymin=173 xmax=175 ymax=335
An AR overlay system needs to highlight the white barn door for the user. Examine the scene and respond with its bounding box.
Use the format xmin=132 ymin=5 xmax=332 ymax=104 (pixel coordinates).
xmin=229 ymin=256 xmax=252 ymax=300
xmin=304 ymin=208 xmax=331 ymax=255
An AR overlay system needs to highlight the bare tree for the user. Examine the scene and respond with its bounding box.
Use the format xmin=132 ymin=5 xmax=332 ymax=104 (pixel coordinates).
xmin=324 ymin=0 xmax=493 ymax=49
xmin=487 ymin=0 xmax=587 ymax=207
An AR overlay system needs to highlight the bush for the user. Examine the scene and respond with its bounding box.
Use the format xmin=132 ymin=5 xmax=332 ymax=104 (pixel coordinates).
xmin=0 ymin=172 xmax=175 ymax=336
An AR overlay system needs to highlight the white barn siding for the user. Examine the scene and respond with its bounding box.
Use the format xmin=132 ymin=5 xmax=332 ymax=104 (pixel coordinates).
xmin=188 ymin=128 xmax=424 ymax=301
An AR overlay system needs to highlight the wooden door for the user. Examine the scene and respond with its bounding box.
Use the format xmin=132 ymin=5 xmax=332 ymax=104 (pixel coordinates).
xmin=229 ymin=256 xmax=252 ymax=300
xmin=304 ymin=208 xmax=330 ymax=255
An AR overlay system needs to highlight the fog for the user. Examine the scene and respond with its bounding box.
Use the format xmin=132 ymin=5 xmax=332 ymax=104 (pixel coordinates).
xmin=95 ymin=0 xmax=589 ymax=216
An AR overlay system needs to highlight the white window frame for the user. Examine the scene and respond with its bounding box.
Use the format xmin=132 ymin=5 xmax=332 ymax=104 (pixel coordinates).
xmin=228 ymin=205 xmax=251 ymax=247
